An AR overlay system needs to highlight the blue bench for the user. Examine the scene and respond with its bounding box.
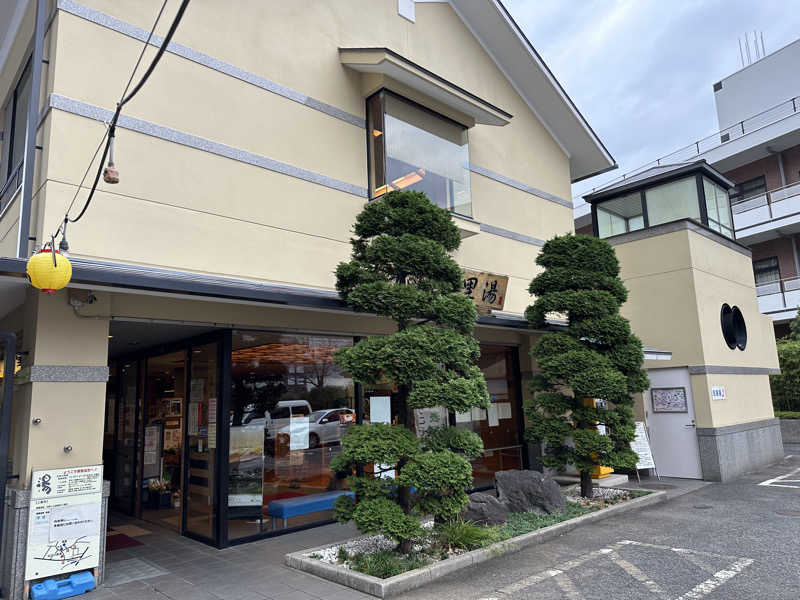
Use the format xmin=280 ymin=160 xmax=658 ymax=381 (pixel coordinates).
xmin=267 ymin=490 xmax=354 ymax=529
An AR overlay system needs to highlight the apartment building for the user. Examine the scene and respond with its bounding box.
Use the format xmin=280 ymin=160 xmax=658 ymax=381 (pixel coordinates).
xmin=0 ymin=1 xmax=615 ymax=588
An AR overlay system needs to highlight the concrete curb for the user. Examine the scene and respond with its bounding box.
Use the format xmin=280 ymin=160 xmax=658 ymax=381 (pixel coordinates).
xmin=285 ymin=490 xmax=667 ymax=597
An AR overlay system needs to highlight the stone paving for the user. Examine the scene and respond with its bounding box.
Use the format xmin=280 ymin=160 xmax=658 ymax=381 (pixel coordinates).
xmin=89 ymin=515 xmax=368 ymax=600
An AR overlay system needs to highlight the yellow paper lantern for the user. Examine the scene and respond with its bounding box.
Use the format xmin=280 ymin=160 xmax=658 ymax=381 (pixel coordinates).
xmin=26 ymin=249 xmax=72 ymax=294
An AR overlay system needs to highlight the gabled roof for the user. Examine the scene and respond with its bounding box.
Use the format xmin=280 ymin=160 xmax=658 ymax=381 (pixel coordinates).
xmin=449 ymin=0 xmax=616 ymax=182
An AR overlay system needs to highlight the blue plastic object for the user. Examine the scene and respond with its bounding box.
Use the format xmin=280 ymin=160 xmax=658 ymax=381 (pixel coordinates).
xmin=267 ymin=490 xmax=354 ymax=528
xmin=30 ymin=571 xmax=95 ymax=599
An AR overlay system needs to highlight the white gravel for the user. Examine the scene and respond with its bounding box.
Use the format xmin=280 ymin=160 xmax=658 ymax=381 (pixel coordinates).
xmin=305 ymin=520 xmax=434 ymax=567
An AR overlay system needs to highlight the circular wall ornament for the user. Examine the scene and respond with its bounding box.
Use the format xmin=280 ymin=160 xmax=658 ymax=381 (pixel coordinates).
xmin=720 ymin=303 xmax=747 ymax=350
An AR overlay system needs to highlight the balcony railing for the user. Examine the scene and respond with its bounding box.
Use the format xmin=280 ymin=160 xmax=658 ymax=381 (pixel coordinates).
xmin=732 ymin=181 xmax=800 ymax=234
xmin=580 ymin=94 xmax=800 ymax=199
xmin=0 ymin=161 xmax=24 ymax=217
xmin=756 ymin=276 xmax=800 ymax=315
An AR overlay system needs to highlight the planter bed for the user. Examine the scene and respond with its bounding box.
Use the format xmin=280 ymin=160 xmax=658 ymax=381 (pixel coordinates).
xmin=286 ymin=488 xmax=665 ymax=598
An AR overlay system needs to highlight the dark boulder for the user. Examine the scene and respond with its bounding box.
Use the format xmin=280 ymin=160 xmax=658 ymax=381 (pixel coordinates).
xmin=461 ymin=491 xmax=509 ymax=525
xmin=494 ymin=469 xmax=566 ymax=514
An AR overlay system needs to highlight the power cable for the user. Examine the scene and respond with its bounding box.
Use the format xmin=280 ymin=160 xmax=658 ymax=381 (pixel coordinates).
xmin=50 ymin=0 xmax=190 ymax=252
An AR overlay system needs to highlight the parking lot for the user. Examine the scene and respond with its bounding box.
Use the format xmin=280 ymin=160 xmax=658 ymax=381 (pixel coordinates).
xmin=404 ymin=455 xmax=800 ymax=600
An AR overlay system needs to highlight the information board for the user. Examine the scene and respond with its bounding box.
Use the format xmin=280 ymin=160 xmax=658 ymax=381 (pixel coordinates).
xmin=26 ymin=465 xmax=103 ymax=581
xmin=631 ymin=422 xmax=656 ymax=470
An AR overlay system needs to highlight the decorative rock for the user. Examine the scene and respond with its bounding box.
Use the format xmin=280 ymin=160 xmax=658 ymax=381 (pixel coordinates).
xmin=494 ymin=470 xmax=566 ymax=514
xmin=461 ymin=491 xmax=509 ymax=525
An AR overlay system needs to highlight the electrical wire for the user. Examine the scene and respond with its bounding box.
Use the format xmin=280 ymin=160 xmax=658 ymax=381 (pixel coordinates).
xmin=48 ymin=0 xmax=189 ymax=246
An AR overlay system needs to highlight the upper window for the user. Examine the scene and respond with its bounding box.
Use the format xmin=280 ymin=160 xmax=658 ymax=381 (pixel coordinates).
xmin=729 ymin=175 xmax=766 ymax=205
xmin=644 ymin=177 xmax=700 ymax=227
xmin=703 ymin=177 xmax=733 ymax=238
xmin=753 ymin=256 xmax=780 ymax=286
xmin=596 ymin=192 xmax=644 ymax=238
xmin=366 ymin=90 xmax=472 ymax=217
xmin=1 ymin=58 xmax=32 ymax=191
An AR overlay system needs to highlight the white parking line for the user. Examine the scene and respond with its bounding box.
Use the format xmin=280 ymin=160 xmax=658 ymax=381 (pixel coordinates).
xmin=477 ymin=539 xmax=753 ymax=600
xmin=758 ymin=466 xmax=800 ymax=488
xmin=673 ymin=558 xmax=754 ymax=599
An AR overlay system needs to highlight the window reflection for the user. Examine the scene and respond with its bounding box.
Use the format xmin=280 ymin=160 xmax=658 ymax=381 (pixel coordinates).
xmin=596 ymin=192 xmax=644 ymax=239
xmin=367 ymin=90 xmax=472 ymax=217
xmin=227 ymin=332 xmax=354 ymax=539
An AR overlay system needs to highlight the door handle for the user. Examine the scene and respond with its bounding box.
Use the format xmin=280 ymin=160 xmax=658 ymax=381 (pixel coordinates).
xmin=684 ymin=420 xmax=696 ymax=428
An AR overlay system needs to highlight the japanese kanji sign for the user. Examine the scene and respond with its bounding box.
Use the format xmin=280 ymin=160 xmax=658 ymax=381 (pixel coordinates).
xmin=462 ymin=270 xmax=509 ymax=314
xmin=26 ymin=465 xmax=103 ymax=580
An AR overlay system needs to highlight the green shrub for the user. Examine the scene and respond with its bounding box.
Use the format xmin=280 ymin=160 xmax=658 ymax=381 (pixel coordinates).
xmin=499 ymin=504 xmax=596 ymax=539
xmin=771 ymin=339 xmax=800 ymax=412
xmin=348 ymin=550 xmax=430 ymax=579
xmin=434 ymin=519 xmax=501 ymax=551
xmin=776 ymin=411 xmax=800 ymax=419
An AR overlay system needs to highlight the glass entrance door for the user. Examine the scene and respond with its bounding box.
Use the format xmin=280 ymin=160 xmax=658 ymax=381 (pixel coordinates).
xmin=111 ymin=361 xmax=140 ymax=513
xmin=142 ymin=351 xmax=187 ymax=532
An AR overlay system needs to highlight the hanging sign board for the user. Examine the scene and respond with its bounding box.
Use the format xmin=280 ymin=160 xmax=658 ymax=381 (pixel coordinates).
xmin=25 ymin=465 xmax=103 ymax=581
xmin=462 ymin=270 xmax=508 ymax=315
xmin=631 ymin=422 xmax=656 ymax=470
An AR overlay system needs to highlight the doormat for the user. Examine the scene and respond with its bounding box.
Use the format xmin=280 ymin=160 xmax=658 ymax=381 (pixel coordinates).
xmin=113 ymin=524 xmax=151 ymax=537
xmin=106 ymin=533 xmax=144 ymax=551
xmin=104 ymin=558 xmax=167 ymax=587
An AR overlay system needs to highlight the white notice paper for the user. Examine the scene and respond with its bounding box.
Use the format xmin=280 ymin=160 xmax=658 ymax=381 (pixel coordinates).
xmin=455 ymin=411 xmax=471 ymax=423
xmin=471 ymin=407 xmax=487 ymax=421
xmin=497 ymin=402 xmax=512 ymax=420
xmin=370 ymin=396 xmax=392 ymax=424
xmin=631 ymin=421 xmax=656 ymax=470
xmin=487 ymin=404 xmax=499 ymax=427
xmin=290 ymin=416 xmax=310 ymax=451
xmin=49 ymin=503 xmax=100 ymax=542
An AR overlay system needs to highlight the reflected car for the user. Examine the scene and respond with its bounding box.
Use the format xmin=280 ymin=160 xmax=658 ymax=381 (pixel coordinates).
xmin=275 ymin=408 xmax=355 ymax=449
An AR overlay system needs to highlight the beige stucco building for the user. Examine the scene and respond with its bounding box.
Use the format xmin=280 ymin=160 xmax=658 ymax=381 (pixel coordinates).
xmin=0 ymin=2 xmax=617 ymax=588
xmin=584 ymin=161 xmax=783 ymax=483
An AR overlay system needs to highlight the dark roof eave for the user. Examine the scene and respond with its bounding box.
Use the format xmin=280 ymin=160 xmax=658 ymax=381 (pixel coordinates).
xmin=0 ymin=257 xmax=553 ymax=334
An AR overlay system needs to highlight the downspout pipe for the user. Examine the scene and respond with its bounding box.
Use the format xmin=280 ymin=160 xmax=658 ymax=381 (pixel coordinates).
xmin=0 ymin=331 xmax=17 ymax=599
xmin=767 ymin=146 xmax=787 ymax=188
xmin=16 ymin=0 xmax=47 ymax=258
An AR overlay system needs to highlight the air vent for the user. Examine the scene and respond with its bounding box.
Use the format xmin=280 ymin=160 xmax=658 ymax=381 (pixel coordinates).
xmin=713 ymin=81 xmax=723 ymax=92
xmin=720 ymin=133 xmax=730 ymax=143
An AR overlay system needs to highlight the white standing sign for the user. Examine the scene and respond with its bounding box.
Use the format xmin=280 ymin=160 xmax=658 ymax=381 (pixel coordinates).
xmin=631 ymin=422 xmax=656 ymax=470
xmin=26 ymin=465 xmax=103 ymax=581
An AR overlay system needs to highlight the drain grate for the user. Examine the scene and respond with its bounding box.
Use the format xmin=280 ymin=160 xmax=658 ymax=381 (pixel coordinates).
xmin=693 ymin=505 xmax=713 ymax=510
xmin=775 ymin=509 xmax=800 ymax=517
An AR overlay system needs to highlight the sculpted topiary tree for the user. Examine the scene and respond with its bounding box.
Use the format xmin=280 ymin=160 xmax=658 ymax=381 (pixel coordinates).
xmin=524 ymin=234 xmax=649 ymax=497
xmin=331 ymin=190 xmax=489 ymax=553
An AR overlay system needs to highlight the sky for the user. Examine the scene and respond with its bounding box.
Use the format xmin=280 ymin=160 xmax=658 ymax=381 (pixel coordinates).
xmin=504 ymin=0 xmax=800 ymax=214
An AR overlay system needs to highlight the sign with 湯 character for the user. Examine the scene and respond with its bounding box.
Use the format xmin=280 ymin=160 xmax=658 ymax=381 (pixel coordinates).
xmin=25 ymin=465 xmax=103 ymax=580
xmin=462 ymin=270 xmax=509 ymax=314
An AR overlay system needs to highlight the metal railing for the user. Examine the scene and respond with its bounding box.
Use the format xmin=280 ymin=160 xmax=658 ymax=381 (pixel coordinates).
xmin=0 ymin=161 xmax=23 ymax=216
xmin=731 ymin=180 xmax=800 ymax=233
xmin=756 ymin=276 xmax=800 ymax=314
xmin=580 ymin=94 xmax=800 ymax=198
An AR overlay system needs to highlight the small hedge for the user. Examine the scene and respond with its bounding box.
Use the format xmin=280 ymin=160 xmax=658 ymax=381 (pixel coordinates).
xmin=776 ymin=411 xmax=800 ymax=419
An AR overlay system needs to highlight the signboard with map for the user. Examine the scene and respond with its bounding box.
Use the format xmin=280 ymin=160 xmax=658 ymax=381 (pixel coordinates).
xmin=26 ymin=465 xmax=103 ymax=580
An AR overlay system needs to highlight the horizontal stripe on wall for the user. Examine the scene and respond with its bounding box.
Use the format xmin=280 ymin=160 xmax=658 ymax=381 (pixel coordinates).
xmin=58 ymin=1 xmax=572 ymax=215
xmin=469 ymin=163 xmax=572 ymax=209
xmin=49 ymin=94 xmax=369 ymax=198
xmin=29 ymin=365 xmax=109 ymax=382
xmin=688 ymin=365 xmax=780 ymax=375
xmin=56 ymin=0 xmax=365 ymax=128
xmin=479 ymin=223 xmax=545 ymax=246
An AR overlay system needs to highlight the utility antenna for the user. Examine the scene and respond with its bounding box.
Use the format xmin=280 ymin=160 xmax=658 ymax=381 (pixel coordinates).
xmin=738 ymin=37 xmax=745 ymax=67
xmin=753 ymin=30 xmax=760 ymax=59
xmin=761 ymin=31 xmax=766 ymax=57
xmin=744 ymin=32 xmax=751 ymax=64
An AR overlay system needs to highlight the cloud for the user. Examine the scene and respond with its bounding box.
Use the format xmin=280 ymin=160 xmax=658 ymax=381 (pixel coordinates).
xmin=503 ymin=0 xmax=800 ymax=207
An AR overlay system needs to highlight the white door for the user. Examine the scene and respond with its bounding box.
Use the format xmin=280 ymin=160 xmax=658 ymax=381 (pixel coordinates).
xmin=646 ymin=368 xmax=703 ymax=479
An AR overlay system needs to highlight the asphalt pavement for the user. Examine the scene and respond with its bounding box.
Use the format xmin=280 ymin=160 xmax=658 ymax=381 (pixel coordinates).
xmin=401 ymin=454 xmax=800 ymax=600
